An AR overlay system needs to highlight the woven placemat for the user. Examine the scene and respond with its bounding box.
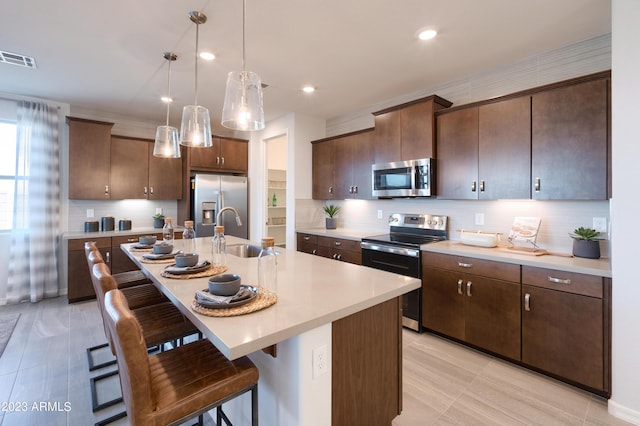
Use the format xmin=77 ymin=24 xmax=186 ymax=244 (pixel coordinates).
xmin=161 ymin=264 xmax=227 ymax=279
xmin=131 ymin=247 xmax=153 ymax=252
xmin=140 ymin=257 xmax=175 ymax=264
xmin=191 ymin=286 xmax=277 ymax=317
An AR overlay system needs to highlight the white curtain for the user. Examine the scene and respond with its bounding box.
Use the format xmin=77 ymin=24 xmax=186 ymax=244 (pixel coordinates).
xmin=4 ymin=101 xmax=60 ymax=304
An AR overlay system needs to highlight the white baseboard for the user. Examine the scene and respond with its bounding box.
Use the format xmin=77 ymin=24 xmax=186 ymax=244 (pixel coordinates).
xmin=609 ymin=399 xmax=640 ymax=425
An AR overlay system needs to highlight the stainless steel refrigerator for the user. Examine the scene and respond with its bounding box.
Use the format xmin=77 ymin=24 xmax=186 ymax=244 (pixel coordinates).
xmin=191 ymin=174 xmax=248 ymax=238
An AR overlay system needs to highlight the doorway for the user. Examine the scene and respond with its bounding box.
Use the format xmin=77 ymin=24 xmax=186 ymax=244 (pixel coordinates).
xmin=265 ymin=134 xmax=287 ymax=247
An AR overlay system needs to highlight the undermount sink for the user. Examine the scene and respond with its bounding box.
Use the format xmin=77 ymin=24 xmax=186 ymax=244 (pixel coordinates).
xmin=226 ymin=243 xmax=263 ymax=258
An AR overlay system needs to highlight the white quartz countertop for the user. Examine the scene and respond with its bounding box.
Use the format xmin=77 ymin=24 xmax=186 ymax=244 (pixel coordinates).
xmin=296 ymin=227 xmax=381 ymax=241
xmin=122 ymin=236 xmax=420 ymax=360
xmin=423 ymin=240 xmax=611 ymax=278
xmin=63 ymin=227 xmax=184 ymax=240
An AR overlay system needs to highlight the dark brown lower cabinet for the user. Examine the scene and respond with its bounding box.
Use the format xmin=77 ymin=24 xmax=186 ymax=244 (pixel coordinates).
xmin=332 ymin=297 xmax=401 ymax=426
xmin=422 ymin=266 xmax=521 ymax=361
xmin=521 ymin=267 xmax=610 ymax=395
xmin=296 ymin=232 xmax=362 ymax=265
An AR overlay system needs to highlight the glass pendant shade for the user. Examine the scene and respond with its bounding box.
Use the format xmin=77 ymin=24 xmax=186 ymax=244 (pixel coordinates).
xmin=153 ymin=125 xmax=181 ymax=157
xmin=180 ymin=104 xmax=212 ymax=147
xmin=221 ymin=70 xmax=265 ymax=131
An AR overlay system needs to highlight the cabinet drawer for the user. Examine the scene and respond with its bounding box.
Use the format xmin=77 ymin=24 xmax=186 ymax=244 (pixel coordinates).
xmin=317 ymin=246 xmax=362 ymax=265
xmin=297 ymin=233 xmax=318 ymax=246
xmin=422 ymin=251 xmax=520 ymax=282
xmin=317 ymin=236 xmax=361 ymax=253
xmin=112 ymin=233 xmax=162 ymax=246
xmin=68 ymin=237 xmax=111 ymax=251
xmin=522 ymin=266 xmax=603 ymax=298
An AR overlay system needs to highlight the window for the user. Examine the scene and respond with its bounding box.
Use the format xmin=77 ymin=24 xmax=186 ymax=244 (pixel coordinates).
xmin=0 ymin=121 xmax=18 ymax=230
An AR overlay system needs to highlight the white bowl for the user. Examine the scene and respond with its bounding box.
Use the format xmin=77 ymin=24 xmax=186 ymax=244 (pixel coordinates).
xmin=460 ymin=230 xmax=500 ymax=248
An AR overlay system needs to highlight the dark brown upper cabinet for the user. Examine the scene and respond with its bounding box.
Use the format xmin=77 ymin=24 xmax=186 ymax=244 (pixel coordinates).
xmin=67 ymin=117 xmax=113 ymax=199
xmin=373 ymin=95 xmax=452 ymax=164
xmin=188 ymin=137 xmax=248 ymax=173
xmin=531 ymin=77 xmax=609 ymax=200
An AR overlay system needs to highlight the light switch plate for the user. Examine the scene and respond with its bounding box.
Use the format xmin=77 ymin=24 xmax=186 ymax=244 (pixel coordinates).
xmin=475 ymin=213 xmax=485 ymax=226
xmin=593 ymin=217 xmax=607 ymax=233
xmin=377 ymin=210 xmax=383 ymax=219
xmin=86 ymin=209 xmax=94 ymax=218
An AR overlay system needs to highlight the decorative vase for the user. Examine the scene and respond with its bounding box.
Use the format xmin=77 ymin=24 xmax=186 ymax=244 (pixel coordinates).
xmin=326 ymin=218 xmax=337 ymax=230
xmin=572 ymin=239 xmax=600 ymax=259
xmin=153 ymin=218 xmax=165 ymax=229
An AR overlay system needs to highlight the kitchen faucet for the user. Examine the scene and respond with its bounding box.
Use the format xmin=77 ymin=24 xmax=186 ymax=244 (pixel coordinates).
xmin=217 ymin=206 xmax=242 ymax=227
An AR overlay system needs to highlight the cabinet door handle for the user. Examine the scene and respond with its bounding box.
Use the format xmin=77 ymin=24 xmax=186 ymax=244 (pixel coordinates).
xmin=332 ymin=253 xmax=337 ymax=259
xmin=329 ymin=186 xmax=333 ymax=194
xmin=221 ymin=157 xmax=225 ymax=166
xmin=547 ymin=276 xmax=571 ymax=285
xmin=471 ymin=181 xmax=477 ymax=192
xmin=535 ymin=178 xmax=541 ymax=192
xmin=304 ymin=236 xmax=311 ymax=241
xmin=105 ymin=251 xmax=110 ymax=264
xmin=458 ymin=261 xmax=472 ymax=268
xmin=466 ymin=281 xmax=472 ymax=297
xmin=312 ymin=249 xmax=317 ymax=255
xmin=104 ymin=185 xmax=109 ymax=195
xmin=337 ymin=254 xmax=342 ymax=260
xmin=457 ymin=279 xmax=463 ymax=295
xmin=216 ymin=156 xmax=221 ymax=165
xmin=150 ymin=187 xmax=154 ymax=195
xmin=480 ymin=180 xmax=485 ymax=192
xmin=524 ymin=293 xmax=531 ymax=311
xmin=144 ymin=186 xmax=148 ymax=195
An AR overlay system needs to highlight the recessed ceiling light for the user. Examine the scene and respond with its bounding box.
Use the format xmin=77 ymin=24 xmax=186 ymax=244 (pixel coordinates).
xmin=199 ymin=51 xmax=215 ymax=61
xmin=302 ymin=85 xmax=315 ymax=93
xmin=417 ymin=29 xmax=437 ymax=41
xmin=161 ymin=96 xmax=173 ymax=103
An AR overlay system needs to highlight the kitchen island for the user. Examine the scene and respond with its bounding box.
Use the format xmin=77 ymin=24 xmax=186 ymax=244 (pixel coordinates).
xmin=122 ymin=236 xmax=420 ymax=426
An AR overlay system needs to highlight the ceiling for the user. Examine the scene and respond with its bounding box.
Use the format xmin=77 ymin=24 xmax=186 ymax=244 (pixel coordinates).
xmin=0 ymin=0 xmax=611 ymax=129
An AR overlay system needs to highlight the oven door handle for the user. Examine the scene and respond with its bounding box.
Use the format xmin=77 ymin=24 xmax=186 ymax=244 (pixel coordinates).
xmin=360 ymin=242 xmax=420 ymax=258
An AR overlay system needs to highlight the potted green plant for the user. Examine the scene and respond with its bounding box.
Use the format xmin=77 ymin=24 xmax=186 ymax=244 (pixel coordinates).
xmin=569 ymin=226 xmax=603 ymax=259
xmin=323 ymin=204 xmax=340 ymax=229
xmin=153 ymin=213 xmax=165 ymax=229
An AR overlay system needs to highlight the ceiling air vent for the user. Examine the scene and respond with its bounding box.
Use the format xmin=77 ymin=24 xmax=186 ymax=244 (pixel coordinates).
xmin=0 ymin=50 xmax=37 ymax=69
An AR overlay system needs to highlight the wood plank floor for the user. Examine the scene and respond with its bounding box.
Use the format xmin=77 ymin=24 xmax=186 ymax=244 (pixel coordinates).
xmin=0 ymin=296 xmax=631 ymax=425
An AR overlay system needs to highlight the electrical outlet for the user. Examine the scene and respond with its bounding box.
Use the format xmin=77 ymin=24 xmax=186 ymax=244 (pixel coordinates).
xmin=312 ymin=345 xmax=328 ymax=379
xmin=593 ymin=217 xmax=607 ymax=233
xmin=377 ymin=210 xmax=383 ymax=219
xmin=475 ymin=213 xmax=485 ymax=226
xmin=155 ymin=207 xmax=163 ymax=215
xmin=86 ymin=209 xmax=94 ymax=218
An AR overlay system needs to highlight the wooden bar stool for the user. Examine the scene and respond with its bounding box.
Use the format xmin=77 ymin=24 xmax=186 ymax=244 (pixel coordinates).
xmin=104 ymin=288 xmax=259 ymax=426
xmin=84 ymin=241 xmax=166 ymax=372
xmin=89 ymin=262 xmax=199 ymax=422
xmin=85 ymin=241 xmax=150 ymax=289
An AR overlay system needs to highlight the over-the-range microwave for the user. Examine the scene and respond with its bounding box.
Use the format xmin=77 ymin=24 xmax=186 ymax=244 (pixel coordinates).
xmin=372 ymin=158 xmax=435 ymax=198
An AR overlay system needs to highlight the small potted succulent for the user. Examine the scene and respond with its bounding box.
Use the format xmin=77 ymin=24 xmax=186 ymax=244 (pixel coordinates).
xmin=153 ymin=213 xmax=165 ymax=229
xmin=323 ymin=204 xmax=341 ymax=230
xmin=569 ymin=226 xmax=604 ymax=259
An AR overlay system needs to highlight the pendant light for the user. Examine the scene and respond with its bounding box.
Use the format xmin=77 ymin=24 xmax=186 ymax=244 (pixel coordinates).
xmin=221 ymin=0 xmax=265 ymax=131
xmin=180 ymin=11 xmax=212 ymax=147
xmin=153 ymin=52 xmax=181 ymax=158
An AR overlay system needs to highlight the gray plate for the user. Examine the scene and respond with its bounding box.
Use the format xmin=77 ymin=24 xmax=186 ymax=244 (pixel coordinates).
xmin=195 ymin=285 xmax=258 ymax=309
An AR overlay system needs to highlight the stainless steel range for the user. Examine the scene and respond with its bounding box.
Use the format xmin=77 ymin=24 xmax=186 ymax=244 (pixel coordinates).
xmin=361 ymin=213 xmax=448 ymax=332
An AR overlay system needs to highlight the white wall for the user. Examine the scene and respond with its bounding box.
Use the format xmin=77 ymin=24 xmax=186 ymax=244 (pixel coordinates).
xmin=609 ymin=0 xmax=640 ymax=423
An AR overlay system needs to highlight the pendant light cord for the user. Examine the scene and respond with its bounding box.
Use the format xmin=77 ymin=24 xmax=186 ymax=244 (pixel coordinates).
xmin=165 ymin=58 xmax=172 ymax=126
xmin=194 ymin=21 xmax=200 ymax=105
xmin=242 ymin=0 xmax=246 ymax=73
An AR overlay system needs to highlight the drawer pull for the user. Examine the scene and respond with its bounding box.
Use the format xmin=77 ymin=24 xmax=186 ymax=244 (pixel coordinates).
xmin=547 ymin=276 xmax=571 ymax=285
xmin=127 ymin=238 xmax=136 ymax=242
xmin=312 ymin=249 xmax=317 ymax=255
xmin=458 ymin=262 xmax=472 ymax=268
xmin=337 ymin=254 xmax=342 ymax=261
xmin=304 ymin=236 xmax=311 ymax=241
xmin=457 ymin=279 xmax=463 ymax=295
xmin=466 ymin=281 xmax=472 ymax=297
xmin=524 ymin=293 xmax=531 ymax=311
xmin=334 ymin=241 xmax=342 ymax=246
xmin=332 ymin=253 xmax=338 ymax=259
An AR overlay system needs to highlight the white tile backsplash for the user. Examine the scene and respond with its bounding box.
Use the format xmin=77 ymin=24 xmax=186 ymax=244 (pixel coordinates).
xmin=302 ymin=198 xmax=610 ymax=257
xmin=67 ymin=199 xmax=178 ymax=232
